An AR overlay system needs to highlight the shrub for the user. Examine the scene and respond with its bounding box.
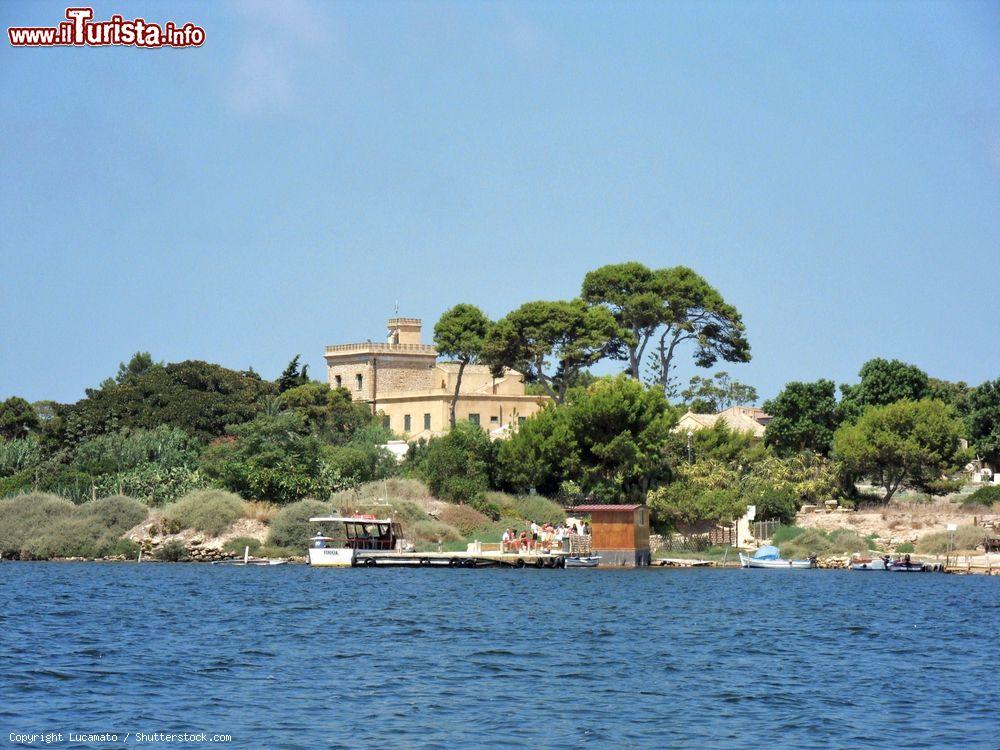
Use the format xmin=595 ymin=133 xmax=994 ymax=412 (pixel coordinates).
xmin=490 ymin=492 xmax=566 ymax=526
xmin=0 ymin=492 xmax=76 ymax=557
xmin=771 ymin=525 xmax=804 ymax=545
xmin=80 ymin=495 xmax=148 ymax=534
xmin=21 ymin=516 xmax=111 ymax=559
xmin=267 ymin=499 xmax=332 ymax=549
xmin=256 ymin=544 xmax=297 ymax=558
xmin=410 ymin=520 xmax=463 ymax=546
xmin=164 ymin=489 xmax=247 ymax=535
xmin=245 ymin=501 xmax=279 ymax=524
xmin=156 ymin=539 xmax=189 ymax=562
xmin=895 ymin=543 xmax=915 ymax=553
xmin=916 ymin=526 xmax=987 ymax=554
xmin=386 ymin=500 xmax=431 ymax=526
xmin=962 ymin=485 xmax=1000 ymax=509
xmin=437 ymin=504 xmax=492 ymax=537
xmin=223 ymin=537 xmax=262 ymax=556
xmin=779 ymin=528 xmax=869 ymax=559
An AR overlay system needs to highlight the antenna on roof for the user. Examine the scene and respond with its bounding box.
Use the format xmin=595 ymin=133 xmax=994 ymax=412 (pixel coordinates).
xmin=394 ymin=300 xmax=399 ymax=315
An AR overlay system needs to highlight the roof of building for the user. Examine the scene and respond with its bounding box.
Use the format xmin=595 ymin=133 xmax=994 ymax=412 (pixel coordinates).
xmin=570 ymin=504 xmax=643 ymax=512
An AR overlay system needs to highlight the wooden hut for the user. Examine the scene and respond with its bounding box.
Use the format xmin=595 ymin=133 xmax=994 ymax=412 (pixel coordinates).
xmin=570 ymin=504 xmax=651 ymax=567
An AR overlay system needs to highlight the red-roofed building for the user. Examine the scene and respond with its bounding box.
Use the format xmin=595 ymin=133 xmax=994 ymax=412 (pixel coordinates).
xmin=570 ymin=504 xmax=651 ymax=567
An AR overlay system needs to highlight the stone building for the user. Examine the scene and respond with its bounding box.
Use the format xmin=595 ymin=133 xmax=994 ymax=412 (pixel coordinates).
xmin=673 ymin=405 xmax=771 ymax=439
xmin=324 ymin=317 xmax=547 ymax=440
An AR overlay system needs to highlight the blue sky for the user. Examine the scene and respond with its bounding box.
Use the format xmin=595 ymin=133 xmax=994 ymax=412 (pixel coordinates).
xmin=1 ymin=0 xmax=997 ymax=405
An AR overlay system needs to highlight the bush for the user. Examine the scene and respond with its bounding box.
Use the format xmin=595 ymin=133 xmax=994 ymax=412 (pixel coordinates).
xmin=164 ymin=489 xmax=247 ymax=535
xmin=962 ymin=485 xmax=1000 ymax=509
xmin=0 ymin=492 xmax=76 ymax=557
xmin=80 ymin=495 xmax=148 ymax=534
xmin=410 ymin=520 xmax=463 ymax=546
xmin=21 ymin=516 xmax=112 ymax=559
xmin=223 ymin=537 xmax=262 ymax=556
xmin=490 ymin=492 xmax=566 ymax=526
xmin=267 ymin=499 xmax=332 ymax=549
xmin=421 ymin=423 xmax=494 ymax=503
xmin=916 ymin=526 xmax=987 ymax=554
xmin=771 ymin=525 xmax=804 ymax=545
xmin=895 ymin=543 xmax=915 ymax=553
xmin=752 ymin=485 xmax=799 ymax=523
xmin=779 ymin=528 xmax=869 ymax=559
xmin=156 ymin=539 xmax=189 ymax=562
xmin=437 ymin=504 xmax=492 ymax=537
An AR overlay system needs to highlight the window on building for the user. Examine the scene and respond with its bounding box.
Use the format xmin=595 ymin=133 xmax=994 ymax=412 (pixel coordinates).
xmin=468 ymin=413 xmax=480 ymax=426
xmin=382 ymin=415 xmax=390 ymax=429
xmin=638 ymin=508 xmax=645 ymax=526
xmin=356 ymin=374 xmax=363 ymax=391
xmin=423 ymin=413 xmax=431 ymax=430
xmin=490 ymin=415 xmax=499 ymax=424
xmin=518 ymin=416 xmax=526 ymax=425
xmin=334 ymin=375 xmax=342 ymax=388
xmin=404 ymin=414 xmax=411 ymax=433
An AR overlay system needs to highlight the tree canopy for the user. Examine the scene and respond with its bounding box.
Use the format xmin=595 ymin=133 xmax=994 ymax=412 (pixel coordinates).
xmin=839 ymin=358 xmax=930 ymax=421
xmin=484 ymin=299 xmax=619 ymax=403
xmin=581 ymin=263 xmax=750 ymax=391
xmin=832 ymin=399 xmax=967 ymax=503
xmin=681 ymin=371 xmax=758 ymax=413
xmin=964 ymin=378 xmax=1000 ymax=468
xmin=0 ymin=397 xmax=39 ymax=440
xmin=496 ymin=375 xmax=676 ymax=501
xmin=763 ymin=379 xmax=840 ymax=455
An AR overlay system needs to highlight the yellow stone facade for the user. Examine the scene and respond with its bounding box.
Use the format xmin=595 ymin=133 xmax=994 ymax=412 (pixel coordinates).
xmin=325 ymin=317 xmax=548 ymax=440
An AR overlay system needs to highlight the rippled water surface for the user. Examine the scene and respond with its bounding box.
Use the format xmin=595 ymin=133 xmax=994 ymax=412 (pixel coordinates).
xmin=1 ymin=563 xmax=997 ymax=749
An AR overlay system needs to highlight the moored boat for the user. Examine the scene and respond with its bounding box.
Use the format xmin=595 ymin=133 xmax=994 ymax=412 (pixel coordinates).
xmin=739 ymin=546 xmax=816 ymax=569
xmin=308 ymin=515 xmax=404 ymax=567
xmin=564 ymin=555 xmax=601 ymax=568
xmin=887 ymin=554 xmax=925 ymax=572
xmin=850 ymin=554 xmax=889 ymax=571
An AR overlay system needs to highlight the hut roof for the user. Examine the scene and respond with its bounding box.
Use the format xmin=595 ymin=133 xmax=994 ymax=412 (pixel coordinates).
xmin=570 ymin=504 xmax=643 ymax=513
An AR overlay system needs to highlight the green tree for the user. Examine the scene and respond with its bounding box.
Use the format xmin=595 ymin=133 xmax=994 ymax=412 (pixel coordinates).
xmin=965 ymin=378 xmax=1000 ymax=468
xmin=581 ymin=262 xmax=663 ymax=378
xmin=420 ymin=421 xmax=496 ymax=508
xmin=276 ymin=382 xmax=371 ymax=442
xmin=763 ymin=380 xmax=840 ymax=455
xmin=116 ymin=352 xmax=158 ymax=383
xmin=581 ymin=263 xmax=750 ymax=390
xmin=199 ymin=412 xmax=344 ymax=504
xmin=832 ymin=399 xmax=967 ymax=503
xmin=484 ymin=299 xmax=618 ymax=403
xmin=49 ymin=360 xmax=276 ymax=447
xmin=497 ymin=375 xmax=675 ymax=501
xmin=433 ymin=304 xmax=492 ymax=427
xmin=650 ymin=266 xmax=751 ymax=392
xmin=681 ymin=371 xmax=758 ymax=413
xmin=277 ymin=355 xmax=310 ymax=393
xmin=0 ymin=397 xmax=39 ymax=440
xmin=839 ymin=358 xmax=930 ymax=421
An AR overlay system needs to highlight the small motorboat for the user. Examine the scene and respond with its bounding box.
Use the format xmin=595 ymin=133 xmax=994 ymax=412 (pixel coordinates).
xmin=739 ymin=546 xmax=816 ymax=569
xmin=851 ymin=554 xmax=889 ymax=571
xmin=212 ymin=545 xmax=287 ymax=566
xmin=564 ymin=556 xmax=601 ymax=568
xmin=887 ymin=554 xmax=924 ymax=573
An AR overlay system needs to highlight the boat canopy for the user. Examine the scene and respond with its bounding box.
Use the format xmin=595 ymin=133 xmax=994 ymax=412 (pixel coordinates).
xmin=309 ymin=516 xmax=393 ymax=524
xmin=753 ymin=545 xmax=781 ymax=560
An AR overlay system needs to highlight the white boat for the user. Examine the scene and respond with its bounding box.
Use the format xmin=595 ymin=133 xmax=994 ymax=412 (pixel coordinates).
xmin=740 ymin=546 xmax=816 ymax=569
xmin=564 ymin=555 xmax=601 ymax=568
xmin=850 ymin=554 xmax=888 ymax=571
xmin=212 ymin=545 xmax=287 ymax=566
xmin=308 ymin=515 xmax=403 ymax=567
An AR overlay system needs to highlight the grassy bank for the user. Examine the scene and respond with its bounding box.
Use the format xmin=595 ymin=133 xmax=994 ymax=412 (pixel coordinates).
xmin=0 ymin=480 xmax=565 ymax=560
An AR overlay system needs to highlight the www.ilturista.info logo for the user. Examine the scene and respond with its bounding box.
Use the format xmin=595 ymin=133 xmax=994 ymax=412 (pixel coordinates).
xmin=8 ymin=7 xmax=205 ymax=48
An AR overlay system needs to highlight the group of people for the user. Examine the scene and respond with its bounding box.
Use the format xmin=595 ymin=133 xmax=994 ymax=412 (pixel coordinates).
xmin=501 ymin=520 xmax=590 ymax=553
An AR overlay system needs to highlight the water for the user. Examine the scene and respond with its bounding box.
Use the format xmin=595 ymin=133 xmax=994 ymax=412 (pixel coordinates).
xmin=1 ymin=563 xmax=997 ymax=749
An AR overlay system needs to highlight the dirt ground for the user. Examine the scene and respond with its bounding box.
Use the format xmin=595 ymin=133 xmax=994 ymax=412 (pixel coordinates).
xmin=794 ymin=498 xmax=998 ymax=551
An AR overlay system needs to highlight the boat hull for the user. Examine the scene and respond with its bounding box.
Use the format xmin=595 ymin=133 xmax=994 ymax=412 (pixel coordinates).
xmin=740 ymin=553 xmax=815 ymax=569
xmin=564 ymin=556 xmax=601 ymax=568
xmin=308 ymin=548 xmax=356 ymax=567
